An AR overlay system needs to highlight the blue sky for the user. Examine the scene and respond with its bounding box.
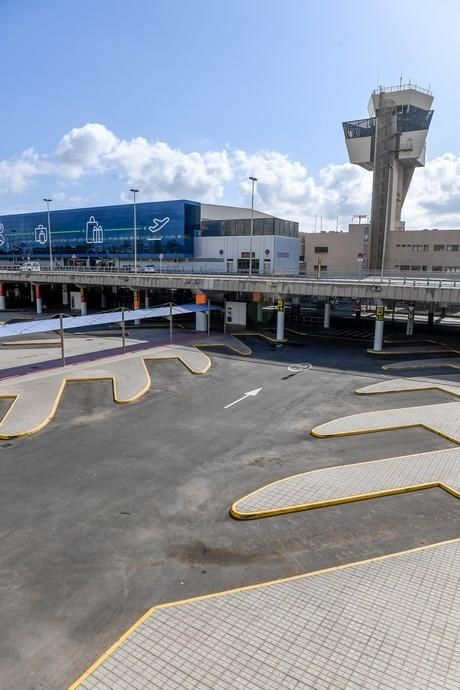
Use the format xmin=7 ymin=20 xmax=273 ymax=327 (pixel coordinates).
xmin=2 ymin=0 xmax=460 ymax=229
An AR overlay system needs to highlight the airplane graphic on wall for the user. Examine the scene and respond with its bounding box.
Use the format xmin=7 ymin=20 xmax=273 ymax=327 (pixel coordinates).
xmin=147 ymin=217 xmax=169 ymax=241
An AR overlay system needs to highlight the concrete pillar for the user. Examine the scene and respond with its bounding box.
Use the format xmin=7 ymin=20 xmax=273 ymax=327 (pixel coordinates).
xmin=195 ymin=293 xmax=207 ymax=332
xmin=30 ymin=284 xmax=35 ymax=303
xmin=62 ymin=283 xmax=69 ymax=307
xmin=80 ymin=288 xmax=87 ymax=316
xmin=133 ymin=290 xmax=141 ymax=325
xmin=101 ymin=289 xmax=107 ymax=309
xmin=0 ymin=283 xmax=6 ymax=311
xmin=373 ymin=306 xmax=385 ymax=351
xmin=355 ymin=300 xmax=361 ymax=320
xmin=276 ymin=307 xmax=285 ymax=342
xmin=406 ymin=303 xmax=415 ymax=336
xmin=323 ymin=298 xmax=331 ymax=329
xmin=144 ymin=291 xmax=150 ymax=309
xmin=252 ymin=291 xmax=264 ymax=322
xmin=36 ymin=285 xmax=43 ymax=315
xmin=428 ymin=309 xmax=434 ymax=328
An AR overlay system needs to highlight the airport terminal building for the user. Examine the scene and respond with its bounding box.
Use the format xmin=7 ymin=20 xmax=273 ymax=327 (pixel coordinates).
xmin=0 ymin=200 xmax=300 ymax=274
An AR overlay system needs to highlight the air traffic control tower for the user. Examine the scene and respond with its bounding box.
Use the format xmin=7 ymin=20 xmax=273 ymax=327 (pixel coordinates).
xmin=343 ymin=84 xmax=434 ymax=270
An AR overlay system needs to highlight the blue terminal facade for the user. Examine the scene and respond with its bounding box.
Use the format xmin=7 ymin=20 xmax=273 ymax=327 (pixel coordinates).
xmin=0 ymin=200 xmax=200 ymax=264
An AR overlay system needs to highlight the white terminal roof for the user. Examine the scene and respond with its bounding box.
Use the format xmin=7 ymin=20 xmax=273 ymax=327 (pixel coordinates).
xmin=0 ymin=304 xmax=219 ymax=339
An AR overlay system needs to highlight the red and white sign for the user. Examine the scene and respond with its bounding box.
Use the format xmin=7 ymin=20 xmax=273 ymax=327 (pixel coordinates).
xmin=357 ymin=252 xmax=364 ymax=263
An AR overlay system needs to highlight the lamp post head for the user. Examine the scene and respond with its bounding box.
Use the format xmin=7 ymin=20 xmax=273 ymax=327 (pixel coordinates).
xmin=43 ymin=198 xmax=52 ymax=203
xmin=130 ymin=188 xmax=139 ymax=194
xmin=249 ymin=176 xmax=258 ymax=183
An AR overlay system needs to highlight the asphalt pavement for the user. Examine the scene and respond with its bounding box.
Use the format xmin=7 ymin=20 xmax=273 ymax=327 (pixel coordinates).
xmin=1 ymin=339 xmax=460 ymax=688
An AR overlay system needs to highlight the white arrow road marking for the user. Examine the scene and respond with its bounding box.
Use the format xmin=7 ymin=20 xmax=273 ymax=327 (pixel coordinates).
xmin=224 ymin=387 xmax=263 ymax=409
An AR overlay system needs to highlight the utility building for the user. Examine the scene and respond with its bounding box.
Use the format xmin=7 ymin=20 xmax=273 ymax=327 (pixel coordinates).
xmin=343 ymin=84 xmax=434 ymax=270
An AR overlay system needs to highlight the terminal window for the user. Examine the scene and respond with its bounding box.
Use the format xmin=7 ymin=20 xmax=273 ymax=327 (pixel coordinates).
xmin=447 ymin=244 xmax=459 ymax=251
xmin=314 ymin=246 xmax=328 ymax=253
xmin=434 ymin=244 xmax=445 ymax=251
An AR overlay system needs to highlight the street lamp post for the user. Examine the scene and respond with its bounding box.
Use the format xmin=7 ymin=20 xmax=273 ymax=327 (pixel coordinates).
xmin=130 ymin=188 xmax=139 ymax=272
xmin=43 ymin=198 xmax=53 ymax=268
xmin=248 ymin=176 xmax=258 ymax=278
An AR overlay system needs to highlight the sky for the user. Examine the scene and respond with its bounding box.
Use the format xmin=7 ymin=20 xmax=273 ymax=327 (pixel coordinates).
xmin=2 ymin=0 xmax=460 ymax=230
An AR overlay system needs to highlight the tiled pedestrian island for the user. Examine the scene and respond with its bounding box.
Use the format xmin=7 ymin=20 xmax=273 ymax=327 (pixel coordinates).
xmin=71 ymin=539 xmax=460 ymax=690
xmin=312 ymin=399 xmax=460 ymax=444
xmin=231 ymin=448 xmax=460 ymax=518
xmin=383 ymin=357 xmax=460 ymax=371
xmin=0 ymin=334 xmax=250 ymax=438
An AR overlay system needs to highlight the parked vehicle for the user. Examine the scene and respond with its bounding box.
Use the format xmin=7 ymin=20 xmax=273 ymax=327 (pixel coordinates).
xmin=20 ymin=261 xmax=41 ymax=272
xmin=142 ymin=265 xmax=156 ymax=272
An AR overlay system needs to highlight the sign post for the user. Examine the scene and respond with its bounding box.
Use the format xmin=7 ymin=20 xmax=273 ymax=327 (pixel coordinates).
xmin=373 ymin=305 xmax=385 ymax=352
xmin=357 ymin=252 xmax=364 ymax=280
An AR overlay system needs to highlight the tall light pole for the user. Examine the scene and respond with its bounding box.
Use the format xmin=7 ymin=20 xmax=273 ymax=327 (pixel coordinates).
xmin=43 ymin=198 xmax=53 ymax=268
xmin=130 ymin=188 xmax=139 ymax=272
xmin=248 ymin=176 xmax=258 ymax=278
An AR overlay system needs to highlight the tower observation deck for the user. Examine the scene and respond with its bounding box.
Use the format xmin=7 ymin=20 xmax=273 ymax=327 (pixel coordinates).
xmin=343 ymin=84 xmax=434 ymax=270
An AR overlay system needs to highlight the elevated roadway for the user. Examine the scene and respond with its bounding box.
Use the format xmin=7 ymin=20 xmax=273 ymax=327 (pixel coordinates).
xmin=1 ymin=269 xmax=460 ymax=304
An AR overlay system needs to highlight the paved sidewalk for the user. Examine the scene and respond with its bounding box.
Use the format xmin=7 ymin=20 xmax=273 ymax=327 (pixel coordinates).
xmin=368 ymin=344 xmax=459 ymax=355
xmin=311 ymin=400 xmax=460 ymax=443
xmin=356 ymin=378 xmax=460 ymax=397
xmin=0 ymin=331 xmax=250 ymax=380
xmin=0 ymin=344 xmax=211 ymax=438
xmin=383 ymin=357 xmax=460 ymax=370
xmin=71 ymin=538 xmax=460 ymax=690
xmin=231 ymin=448 xmax=460 ymax=518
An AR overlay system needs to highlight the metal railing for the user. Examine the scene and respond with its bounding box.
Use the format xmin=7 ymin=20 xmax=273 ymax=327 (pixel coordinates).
xmin=373 ymin=83 xmax=432 ymax=96
xmin=0 ymin=264 xmax=459 ymax=287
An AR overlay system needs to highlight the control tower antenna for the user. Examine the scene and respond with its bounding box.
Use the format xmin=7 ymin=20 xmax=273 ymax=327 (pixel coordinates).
xmin=342 ymin=83 xmax=434 ymax=270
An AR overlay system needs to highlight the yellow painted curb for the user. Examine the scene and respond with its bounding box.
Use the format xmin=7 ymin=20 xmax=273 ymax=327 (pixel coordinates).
xmin=233 ymin=330 xmax=288 ymax=344
xmin=230 ymin=446 xmax=460 ymax=520
xmin=310 ymin=420 xmax=460 ymax=445
xmin=0 ymin=349 xmax=211 ymax=439
xmin=68 ymin=535 xmax=460 ymax=689
xmin=192 ymin=340 xmax=252 ymax=356
xmin=355 ymin=383 xmax=460 ymax=398
xmin=381 ymin=361 xmax=460 ymax=371
xmin=367 ymin=347 xmax=460 ymax=356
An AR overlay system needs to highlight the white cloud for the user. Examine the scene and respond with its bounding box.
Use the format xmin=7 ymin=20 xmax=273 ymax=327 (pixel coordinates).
xmin=234 ymin=149 xmax=371 ymax=229
xmin=3 ymin=121 xmax=460 ymax=231
xmin=0 ymin=148 xmax=50 ymax=194
xmin=56 ymin=123 xmax=118 ymax=178
xmin=109 ymin=139 xmax=233 ymax=202
xmin=404 ymin=154 xmax=460 ymax=229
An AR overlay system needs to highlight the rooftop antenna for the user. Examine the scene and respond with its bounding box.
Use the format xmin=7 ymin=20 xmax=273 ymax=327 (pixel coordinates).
xmin=399 ymin=69 xmax=403 ymax=88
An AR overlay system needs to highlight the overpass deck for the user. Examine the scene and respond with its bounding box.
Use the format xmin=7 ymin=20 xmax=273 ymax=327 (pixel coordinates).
xmin=0 ymin=269 xmax=460 ymax=303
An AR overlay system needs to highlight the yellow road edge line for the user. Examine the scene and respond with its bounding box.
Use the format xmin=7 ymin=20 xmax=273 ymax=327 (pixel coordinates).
xmin=233 ymin=331 xmax=288 ymax=344
xmin=310 ymin=420 xmax=460 ymax=445
xmin=230 ymin=482 xmax=457 ymax=519
xmin=382 ymin=362 xmax=460 ymax=371
xmin=0 ymin=348 xmax=211 ymax=438
xmin=192 ymin=341 xmax=252 ymax=356
xmin=68 ymin=534 xmax=460 ymax=689
xmin=355 ymin=384 xmax=460 ymax=398
xmin=229 ymin=446 xmax=460 ymax=517
xmin=367 ymin=347 xmax=460 ymax=356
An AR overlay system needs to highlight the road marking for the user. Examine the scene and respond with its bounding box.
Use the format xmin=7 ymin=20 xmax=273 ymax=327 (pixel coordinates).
xmin=224 ymin=387 xmax=262 ymax=409
xmin=287 ymin=363 xmax=312 ymax=373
